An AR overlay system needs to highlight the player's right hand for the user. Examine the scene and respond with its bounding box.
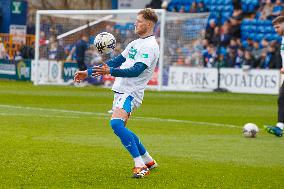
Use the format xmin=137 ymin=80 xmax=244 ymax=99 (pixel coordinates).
xmin=74 ymin=70 xmax=87 ymax=83
xmin=281 ymin=67 xmax=284 ymax=74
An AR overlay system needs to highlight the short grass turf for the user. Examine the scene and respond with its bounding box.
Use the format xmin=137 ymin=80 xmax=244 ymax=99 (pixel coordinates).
xmin=0 ymin=80 xmax=283 ymax=188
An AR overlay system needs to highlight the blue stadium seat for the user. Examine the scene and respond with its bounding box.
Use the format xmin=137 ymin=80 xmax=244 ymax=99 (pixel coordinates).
xmin=114 ymin=24 xmax=121 ymax=30
xmin=210 ymin=5 xmax=217 ymax=11
xmin=242 ymin=25 xmax=250 ymax=32
xmin=242 ymin=40 xmax=248 ymax=48
xmin=251 ymin=19 xmax=258 ymax=25
xmin=250 ymin=26 xmax=257 ymax=32
xmin=224 ymin=0 xmax=232 ymax=4
xmin=216 ymin=5 xmax=223 ymax=11
xmin=203 ymin=0 xmax=211 ymax=5
xmin=268 ymin=27 xmax=276 ymax=33
xmin=125 ymin=23 xmax=134 ymax=30
xmin=171 ymin=0 xmax=180 ymax=3
xmin=256 ymin=33 xmax=265 ymax=42
xmin=266 ymin=20 xmax=273 ymax=26
xmin=222 ymin=11 xmax=232 ymax=18
xmin=257 ymin=20 xmax=266 ymax=26
xmin=259 ymin=26 xmax=266 ymax=33
xmin=175 ymin=3 xmax=183 ymax=12
xmin=242 ymin=19 xmax=250 ymax=25
xmin=185 ymin=4 xmax=191 ymax=12
xmin=167 ymin=4 xmax=176 ymax=11
xmin=265 ymin=33 xmax=273 ymax=41
xmin=241 ymin=32 xmax=249 ymax=40
xmin=248 ymin=33 xmax=255 ymax=39
xmin=273 ymin=34 xmax=280 ymax=40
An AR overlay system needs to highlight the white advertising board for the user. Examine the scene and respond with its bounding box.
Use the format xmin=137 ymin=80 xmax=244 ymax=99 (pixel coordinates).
xmin=220 ymin=68 xmax=280 ymax=94
xmin=167 ymin=66 xmax=280 ymax=94
xmin=167 ymin=66 xmax=218 ymax=91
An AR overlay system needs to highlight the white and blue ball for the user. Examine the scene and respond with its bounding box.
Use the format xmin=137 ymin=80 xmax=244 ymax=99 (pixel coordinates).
xmin=243 ymin=123 xmax=259 ymax=138
xmin=94 ymin=32 xmax=116 ymax=54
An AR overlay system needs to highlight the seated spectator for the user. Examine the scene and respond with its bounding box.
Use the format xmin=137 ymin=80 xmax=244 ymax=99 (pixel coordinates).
xmin=215 ymin=52 xmax=227 ymax=68
xmin=252 ymin=41 xmax=262 ymax=61
xmin=226 ymin=50 xmax=236 ymax=67
xmin=20 ymin=44 xmax=34 ymax=59
xmin=260 ymin=38 xmax=269 ymax=50
xmin=0 ymin=38 xmax=6 ymax=59
xmin=39 ymin=31 xmax=47 ymax=46
xmin=257 ymin=50 xmax=268 ymax=68
xmin=228 ymin=38 xmax=239 ymax=54
xmin=243 ymin=49 xmax=257 ymax=68
xmin=234 ymin=47 xmax=245 ymax=68
xmin=260 ymin=0 xmax=273 ymax=19
xmin=48 ymin=42 xmax=58 ymax=60
xmin=189 ymin=2 xmax=197 ymax=13
xmin=14 ymin=50 xmax=23 ymax=60
xmin=220 ymin=25 xmax=231 ymax=47
xmin=246 ymin=37 xmax=254 ymax=50
xmin=232 ymin=8 xmax=243 ymax=20
xmin=173 ymin=48 xmax=185 ymax=66
xmin=179 ymin=6 xmax=185 ymax=13
xmin=271 ymin=0 xmax=283 ymax=18
xmin=203 ymin=44 xmax=217 ymax=67
xmin=205 ymin=19 xmax=217 ymax=43
xmin=260 ymin=44 xmax=282 ymax=68
xmin=211 ymin=26 xmax=221 ymax=46
xmin=229 ymin=16 xmax=241 ymax=39
xmin=197 ymin=2 xmax=208 ymax=13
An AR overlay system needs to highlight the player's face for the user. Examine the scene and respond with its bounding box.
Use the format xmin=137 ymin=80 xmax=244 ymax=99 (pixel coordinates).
xmin=134 ymin=15 xmax=150 ymax=36
xmin=274 ymin=23 xmax=284 ymax=35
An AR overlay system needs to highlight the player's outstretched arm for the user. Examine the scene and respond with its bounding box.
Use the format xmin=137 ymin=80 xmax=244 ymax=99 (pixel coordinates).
xmin=74 ymin=70 xmax=88 ymax=83
xmin=93 ymin=62 xmax=147 ymax=78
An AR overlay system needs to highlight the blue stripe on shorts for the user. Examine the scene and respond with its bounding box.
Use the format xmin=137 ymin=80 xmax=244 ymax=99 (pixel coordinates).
xmin=123 ymin=95 xmax=134 ymax=113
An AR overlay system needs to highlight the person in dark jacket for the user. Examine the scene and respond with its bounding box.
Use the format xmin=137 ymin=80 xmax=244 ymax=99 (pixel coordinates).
xmin=75 ymin=34 xmax=89 ymax=71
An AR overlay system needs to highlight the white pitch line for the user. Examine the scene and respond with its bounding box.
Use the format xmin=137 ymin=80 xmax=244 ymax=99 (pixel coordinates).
xmin=0 ymin=104 xmax=108 ymax=116
xmin=0 ymin=112 xmax=82 ymax=119
xmin=0 ymin=104 xmax=240 ymax=129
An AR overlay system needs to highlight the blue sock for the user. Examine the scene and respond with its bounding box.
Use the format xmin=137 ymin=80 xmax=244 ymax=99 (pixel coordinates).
xmin=110 ymin=119 xmax=140 ymax=158
xmin=127 ymin=129 xmax=146 ymax=156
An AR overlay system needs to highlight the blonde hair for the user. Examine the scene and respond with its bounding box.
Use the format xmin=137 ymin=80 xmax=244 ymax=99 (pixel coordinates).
xmin=138 ymin=8 xmax=158 ymax=24
xmin=272 ymin=16 xmax=284 ymax=25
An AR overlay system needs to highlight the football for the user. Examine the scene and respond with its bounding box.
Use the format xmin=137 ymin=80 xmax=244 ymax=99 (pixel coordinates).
xmin=94 ymin=32 xmax=116 ymax=54
xmin=243 ymin=123 xmax=259 ymax=138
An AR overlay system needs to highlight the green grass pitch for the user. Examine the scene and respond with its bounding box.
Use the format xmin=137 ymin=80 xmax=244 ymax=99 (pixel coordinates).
xmin=0 ymin=80 xmax=283 ymax=188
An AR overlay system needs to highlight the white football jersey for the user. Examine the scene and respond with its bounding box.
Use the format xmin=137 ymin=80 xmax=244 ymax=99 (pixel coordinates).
xmin=111 ymin=35 xmax=159 ymax=103
xmin=281 ymin=37 xmax=284 ymax=68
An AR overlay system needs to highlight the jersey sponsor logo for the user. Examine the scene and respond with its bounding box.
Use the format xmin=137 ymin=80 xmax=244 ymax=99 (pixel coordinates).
xmin=128 ymin=47 xmax=137 ymax=59
xmin=142 ymin=54 xmax=149 ymax=58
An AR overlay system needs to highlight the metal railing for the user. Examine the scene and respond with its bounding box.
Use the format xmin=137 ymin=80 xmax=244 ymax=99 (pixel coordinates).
xmin=0 ymin=33 xmax=35 ymax=58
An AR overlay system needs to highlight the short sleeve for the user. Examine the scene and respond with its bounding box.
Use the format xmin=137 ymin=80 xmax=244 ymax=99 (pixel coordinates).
xmin=135 ymin=45 xmax=156 ymax=67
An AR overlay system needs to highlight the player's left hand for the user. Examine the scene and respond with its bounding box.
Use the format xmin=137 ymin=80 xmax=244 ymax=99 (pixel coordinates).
xmin=92 ymin=63 xmax=110 ymax=77
xmin=281 ymin=67 xmax=284 ymax=74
